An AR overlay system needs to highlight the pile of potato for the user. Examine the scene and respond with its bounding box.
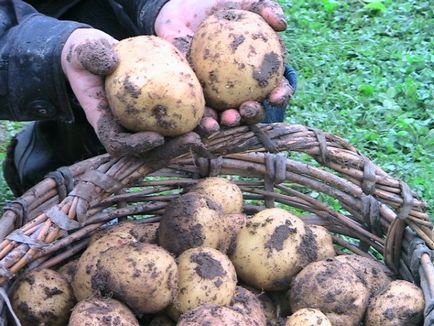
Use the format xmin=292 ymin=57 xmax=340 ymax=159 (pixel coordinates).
xmin=9 ymin=176 xmax=425 ymax=326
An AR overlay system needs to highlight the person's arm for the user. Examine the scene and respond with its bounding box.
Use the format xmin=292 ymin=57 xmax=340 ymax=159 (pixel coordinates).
xmin=0 ymin=0 xmax=88 ymax=122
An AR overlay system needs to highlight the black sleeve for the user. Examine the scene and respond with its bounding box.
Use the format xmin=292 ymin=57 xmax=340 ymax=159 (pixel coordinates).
xmin=108 ymin=0 xmax=171 ymax=35
xmin=0 ymin=0 xmax=89 ymax=122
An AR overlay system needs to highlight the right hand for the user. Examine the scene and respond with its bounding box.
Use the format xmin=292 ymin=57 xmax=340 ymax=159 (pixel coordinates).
xmin=61 ymin=28 xmax=164 ymax=157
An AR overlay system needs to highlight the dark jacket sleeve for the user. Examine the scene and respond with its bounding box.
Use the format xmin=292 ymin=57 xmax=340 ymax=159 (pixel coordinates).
xmin=108 ymin=0 xmax=171 ymax=35
xmin=0 ymin=0 xmax=88 ymax=122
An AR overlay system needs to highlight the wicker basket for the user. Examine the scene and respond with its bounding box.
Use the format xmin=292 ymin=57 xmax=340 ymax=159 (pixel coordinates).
xmin=0 ymin=123 xmax=432 ymax=325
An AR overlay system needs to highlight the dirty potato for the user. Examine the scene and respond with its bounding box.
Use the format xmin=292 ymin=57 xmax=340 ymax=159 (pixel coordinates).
xmin=106 ymin=36 xmax=205 ymax=136
xmin=308 ymin=225 xmax=335 ymax=260
xmin=190 ymin=10 xmax=285 ymax=110
xmin=69 ymin=298 xmax=139 ymax=326
xmin=191 ymin=177 xmax=244 ymax=214
xmin=365 ymin=280 xmax=424 ymax=326
xmin=89 ymin=221 xmax=159 ymax=245
xmin=92 ymin=242 xmax=178 ymax=314
xmin=57 ymin=259 xmax=79 ymax=285
xmin=11 ymin=269 xmax=75 ymax=326
xmin=158 ymin=192 xmax=226 ymax=255
xmin=177 ymin=304 xmax=253 ymax=326
xmin=289 ymin=258 xmax=370 ymax=326
xmin=230 ymin=286 xmax=266 ymax=326
xmin=285 ymin=308 xmax=331 ymax=326
xmin=230 ymin=208 xmax=316 ymax=291
xmin=169 ymin=247 xmax=237 ymax=320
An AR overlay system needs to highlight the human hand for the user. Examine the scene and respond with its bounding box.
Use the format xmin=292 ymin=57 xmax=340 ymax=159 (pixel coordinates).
xmin=61 ymin=28 xmax=164 ymax=157
xmin=154 ymin=0 xmax=294 ymax=131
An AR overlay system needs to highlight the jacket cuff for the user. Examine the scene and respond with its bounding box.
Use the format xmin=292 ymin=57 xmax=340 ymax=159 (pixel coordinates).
xmin=6 ymin=14 xmax=88 ymax=122
xmin=137 ymin=0 xmax=171 ymax=35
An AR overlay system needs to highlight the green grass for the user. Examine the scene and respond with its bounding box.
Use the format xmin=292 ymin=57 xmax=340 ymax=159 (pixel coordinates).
xmin=278 ymin=0 xmax=433 ymax=212
xmin=0 ymin=1 xmax=432 ymax=218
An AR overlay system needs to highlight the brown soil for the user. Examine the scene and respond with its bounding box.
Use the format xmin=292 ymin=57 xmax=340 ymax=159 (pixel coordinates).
xmin=75 ymin=38 xmax=119 ymax=76
xmin=190 ymin=251 xmax=226 ymax=279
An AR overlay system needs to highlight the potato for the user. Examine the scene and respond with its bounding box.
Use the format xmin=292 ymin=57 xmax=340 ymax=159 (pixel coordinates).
xmin=242 ymin=285 xmax=283 ymax=326
xmin=57 ymin=259 xmax=78 ymax=285
xmin=220 ymin=213 xmax=247 ymax=255
xmin=190 ymin=10 xmax=285 ymax=110
xmin=285 ymin=308 xmax=331 ymax=326
xmin=169 ymin=247 xmax=237 ymax=319
xmin=92 ymin=242 xmax=178 ymax=314
xmin=335 ymin=254 xmax=394 ymax=296
xmin=191 ymin=177 xmax=243 ymax=214
xmin=148 ymin=315 xmax=176 ymax=326
xmin=177 ymin=304 xmax=253 ymax=326
xmin=230 ymin=208 xmax=315 ymax=291
xmin=89 ymin=221 xmax=159 ymax=245
xmin=230 ymin=286 xmax=266 ymax=326
xmin=11 ymin=269 xmax=75 ymax=326
xmin=73 ymin=233 xmax=136 ymax=301
xmin=105 ymin=35 xmax=205 ymax=136
xmin=365 ymin=280 xmax=424 ymax=326
xmin=69 ymin=298 xmax=139 ymax=326
xmin=308 ymin=225 xmax=335 ymax=260
xmin=158 ymin=192 xmax=226 ymax=255
xmin=289 ymin=258 xmax=370 ymax=326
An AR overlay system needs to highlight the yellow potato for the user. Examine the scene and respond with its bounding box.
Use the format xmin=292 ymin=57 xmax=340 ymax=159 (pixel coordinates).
xmin=106 ymin=36 xmax=204 ymax=135
xmin=285 ymin=308 xmax=331 ymax=326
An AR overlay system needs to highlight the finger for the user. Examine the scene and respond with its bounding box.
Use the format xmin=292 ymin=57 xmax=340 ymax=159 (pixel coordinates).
xmin=75 ymin=39 xmax=119 ymax=76
xmin=121 ymin=131 xmax=165 ymax=155
xmin=155 ymin=18 xmax=195 ymax=56
xmin=195 ymin=116 xmax=220 ymax=137
xmin=239 ymin=101 xmax=265 ymax=125
xmin=267 ymin=78 xmax=293 ymax=106
xmin=220 ymin=109 xmax=241 ymax=127
xmin=242 ymin=0 xmax=287 ymax=31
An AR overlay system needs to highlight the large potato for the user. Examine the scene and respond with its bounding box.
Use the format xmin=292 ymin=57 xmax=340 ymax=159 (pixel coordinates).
xmin=158 ymin=192 xmax=226 ymax=255
xmin=169 ymin=247 xmax=237 ymax=319
xmin=92 ymin=242 xmax=178 ymax=314
xmin=69 ymin=298 xmax=139 ymax=326
xmin=285 ymin=308 xmax=331 ymax=326
xmin=72 ymin=233 xmax=136 ymax=301
xmin=190 ymin=10 xmax=285 ymax=110
xmin=289 ymin=258 xmax=370 ymax=326
xmin=335 ymin=254 xmax=394 ymax=296
xmin=365 ymin=280 xmax=424 ymax=326
xmin=106 ymin=36 xmax=205 ymax=136
xmin=177 ymin=304 xmax=253 ymax=326
xmin=191 ymin=177 xmax=244 ymax=214
xmin=11 ymin=269 xmax=75 ymax=326
xmin=230 ymin=208 xmax=316 ymax=291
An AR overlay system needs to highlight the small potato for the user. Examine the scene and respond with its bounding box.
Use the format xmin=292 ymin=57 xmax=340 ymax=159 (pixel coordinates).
xmin=289 ymin=258 xmax=370 ymax=326
xmin=57 ymin=259 xmax=78 ymax=285
xmin=106 ymin=36 xmax=204 ymax=135
xmin=230 ymin=286 xmax=266 ymax=326
xmin=73 ymin=233 xmax=136 ymax=301
xmin=11 ymin=269 xmax=75 ymax=326
xmin=365 ymin=280 xmax=424 ymax=326
xmin=69 ymin=298 xmax=139 ymax=326
xmin=308 ymin=225 xmax=335 ymax=260
xmin=190 ymin=10 xmax=285 ymax=110
xmin=220 ymin=213 xmax=247 ymax=255
xmin=191 ymin=177 xmax=244 ymax=214
xmin=335 ymin=254 xmax=394 ymax=296
xmin=93 ymin=242 xmax=178 ymax=314
xmin=158 ymin=192 xmax=226 ymax=255
xmin=230 ymin=208 xmax=315 ymax=291
xmin=148 ymin=315 xmax=176 ymax=326
xmin=89 ymin=221 xmax=159 ymax=245
xmin=285 ymin=308 xmax=331 ymax=326
xmin=169 ymin=247 xmax=237 ymax=319
xmin=177 ymin=304 xmax=253 ymax=326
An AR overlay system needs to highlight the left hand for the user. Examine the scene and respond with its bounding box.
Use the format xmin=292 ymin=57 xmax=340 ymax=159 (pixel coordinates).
xmin=154 ymin=0 xmax=294 ymax=132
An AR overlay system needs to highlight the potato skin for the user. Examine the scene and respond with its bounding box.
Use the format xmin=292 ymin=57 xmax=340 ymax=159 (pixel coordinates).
xmin=106 ymin=36 xmax=204 ymax=136
xmin=191 ymin=177 xmax=243 ymax=214
xmin=285 ymin=308 xmax=331 ymax=326
xmin=190 ymin=10 xmax=285 ymax=110
xmin=11 ymin=269 xmax=75 ymax=326
xmin=230 ymin=286 xmax=266 ymax=326
xmin=230 ymin=208 xmax=314 ymax=291
xmin=158 ymin=192 xmax=225 ymax=255
xmin=365 ymin=280 xmax=424 ymax=326
xmin=308 ymin=225 xmax=335 ymax=260
xmin=72 ymin=233 xmax=136 ymax=301
xmin=92 ymin=242 xmax=178 ymax=314
xmin=69 ymin=298 xmax=139 ymax=326
xmin=177 ymin=304 xmax=253 ymax=326
xmin=89 ymin=221 xmax=159 ymax=245
xmin=170 ymin=247 xmax=237 ymax=319
xmin=289 ymin=258 xmax=370 ymax=326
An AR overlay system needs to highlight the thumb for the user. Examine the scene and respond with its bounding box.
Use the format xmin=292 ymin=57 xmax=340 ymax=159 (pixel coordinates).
xmin=242 ymin=0 xmax=287 ymax=31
